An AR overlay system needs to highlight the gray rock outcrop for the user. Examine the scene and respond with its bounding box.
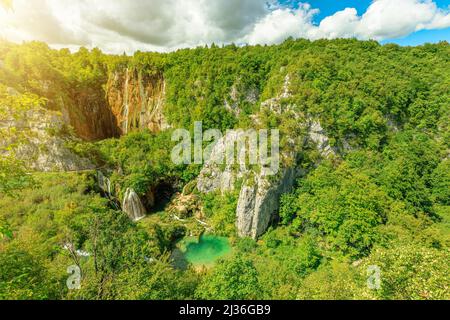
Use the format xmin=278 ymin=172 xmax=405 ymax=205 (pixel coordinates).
xmin=197 ymin=130 xmax=249 ymax=194
xmin=224 ymin=79 xmax=259 ymax=117
xmin=196 ymin=129 xmax=295 ymax=239
xmin=307 ymin=120 xmax=336 ymax=157
xmin=1 ymin=104 xmax=94 ymax=172
xmin=236 ymin=168 xmax=296 ymax=238
xmin=196 ymin=72 xmax=337 ymax=239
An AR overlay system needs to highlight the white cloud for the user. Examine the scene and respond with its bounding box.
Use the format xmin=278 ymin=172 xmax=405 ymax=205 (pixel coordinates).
xmin=0 ymin=0 xmax=449 ymax=53
xmin=356 ymin=0 xmax=449 ymax=40
xmin=0 ymin=0 xmax=89 ymax=45
xmin=243 ymin=0 xmax=450 ymax=45
xmin=315 ymin=0 xmax=450 ymax=41
xmin=244 ymin=4 xmax=318 ymax=45
xmin=316 ymin=8 xmax=360 ymax=39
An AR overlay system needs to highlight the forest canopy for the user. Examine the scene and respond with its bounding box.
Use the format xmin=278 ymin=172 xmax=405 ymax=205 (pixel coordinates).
xmin=0 ymin=38 xmax=449 ymax=300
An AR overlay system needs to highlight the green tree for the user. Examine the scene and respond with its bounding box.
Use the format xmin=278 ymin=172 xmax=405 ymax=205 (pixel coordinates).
xmin=297 ymin=261 xmax=365 ymax=300
xmin=0 ymin=247 xmax=58 ymax=300
xmin=364 ymin=245 xmax=450 ymax=300
xmin=431 ymin=160 xmax=450 ymax=205
xmin=292 ymin=162 xmax=390 ymax=258
xmin=195 ymin=255 xmax=261 ymax=300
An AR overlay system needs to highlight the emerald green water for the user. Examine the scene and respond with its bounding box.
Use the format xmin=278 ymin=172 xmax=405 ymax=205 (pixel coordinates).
xmin=176 ymin=235 xmax=231 ymax=267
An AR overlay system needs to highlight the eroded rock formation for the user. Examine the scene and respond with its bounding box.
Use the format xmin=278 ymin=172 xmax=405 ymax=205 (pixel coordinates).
xmin=34 ymin=78 xmax=120 ymax=141
xmin=307 ymin=120 xmax=337 ymax=157
xmin=236 ymin=168 xmax=296 ymax=238
xmin=196 ymin=129 xmax=295 ymax=239
xmin=106 ymin=68 xmax=169 ymax=135
xmin=35 ymin=67 xmax=170 ymax=141
xmin=196 ymin=72 xmax=337 ymax=239
xmin=197 ymin=130 xmax=249 ymax=194
xmin=0 ymin=102 xmax=94 ymax=172
xmin=62 ymin=87 xmax=120 ymax=141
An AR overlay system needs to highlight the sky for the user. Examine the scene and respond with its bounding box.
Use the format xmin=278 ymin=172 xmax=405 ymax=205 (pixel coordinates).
xmin=0 ymin=0 xmax=449 ymax=54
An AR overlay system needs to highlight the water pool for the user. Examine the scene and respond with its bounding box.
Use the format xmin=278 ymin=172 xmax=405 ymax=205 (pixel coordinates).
xmin=174 ymin=235 xmax=232 ymax=268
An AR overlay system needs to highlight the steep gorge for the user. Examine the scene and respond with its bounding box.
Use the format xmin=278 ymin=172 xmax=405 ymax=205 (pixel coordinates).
xmin=61 ymin=68 xmax=170 ymax=220
xmin=60 ymin=67 xmax=169 ymax=141
xmin=3 ymin=39 xmax=448 ymax=241
xmin=106 ymin=68 xmax=169 ymax=135
xmin=62 ymin=85 xmax=120 ymax=141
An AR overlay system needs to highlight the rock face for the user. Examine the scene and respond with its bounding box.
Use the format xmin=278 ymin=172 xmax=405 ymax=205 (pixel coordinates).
xmin=236 ymin=168 xmax=296 ymax=238
xmin=307 ymin=120 xmax=336 ymax=157
xmin=198 ymin=150 xmax=295 ymax=239
xmin=168 ymin=193 xmax=204 ymax=220
xmin=106 ymin=68 xmax=169 ymax=135
xmin=1 ymin=66 xmax=173 ymax=173
xmin=122 ymin=188 xmax=147 ymax=221
xmin=0 ymin=104 xmax=94 ymax=172
xmin=196 ymin=72 xmax=338 ymax=239
xmin=62 ymin=87 xmax=120 ymax=141
xmin=224 ymin=80 xmax=259 ymax=117
xmin=35 ymin=78 xmax=120 ymax=141
xmin=16 ymin=136 xmax=94 ymax=172
xmin=196 ymin=76 xmax=299 ymax=239
xmin=196 ymin=129 xmax=294 ymax=239
xmin=261 ymin=74 xmax=292 ymax=114
xmin=197 ymin=130 xmax=249 ymax=194
xmin=30 ymin=67 xmax=170 ymax=141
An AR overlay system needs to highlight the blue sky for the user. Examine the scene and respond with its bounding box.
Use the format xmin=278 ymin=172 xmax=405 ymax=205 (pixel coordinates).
xmin=281 ymin=0 xmax=374 ymax=20
xmin=281 ymin=0 xmax=450 ymax=20
xmin=280 ymin=0 xmax=450 ymax=45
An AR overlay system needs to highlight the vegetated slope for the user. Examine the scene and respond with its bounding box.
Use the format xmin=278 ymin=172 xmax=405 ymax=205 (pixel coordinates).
xmin=0 ymin=38 xmax=449 ymax=300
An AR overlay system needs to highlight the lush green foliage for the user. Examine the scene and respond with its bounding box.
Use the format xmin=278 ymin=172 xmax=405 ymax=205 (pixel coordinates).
xmin=201 ymin=192 xmax=238 ymax=236
xmin=95 ymin=130 xmax=200 ymax=198
xmin=364 ymin=245 xmax=449 ymax=300
xmin=195 ymin=255 xmax=261 ymax=300
xmin=0 ymin=38 xmax=449 ymax=300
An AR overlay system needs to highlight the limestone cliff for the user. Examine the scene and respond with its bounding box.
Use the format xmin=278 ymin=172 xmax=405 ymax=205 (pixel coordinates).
xmin=106 ymin=68 xmax=169 ymax=135
xmin=196 ymin=129 xmax=297 ymax=239
xmin=196 ymin=73 xmax=337 ymax=239
xmin=32 ymin=67 xmax=169 ymax=141
xmin=33 ymin=78 xmax=120 ymax=141
xmin=62 ymin=87 xmax=120 ymax=141
xmin=0 ymin=99 xmax=94 ymax=172
xmin=236 ymin=168 xmax=296 ymax=238
xmin=1 ymin=66 xmax=172 ymax=175
xmin=197 ymin=130 xmax=249 ymax=194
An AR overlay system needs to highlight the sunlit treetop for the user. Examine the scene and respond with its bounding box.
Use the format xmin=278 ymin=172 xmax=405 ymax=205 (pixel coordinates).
xmin=0 ymin=0 xmax=12 ymax=10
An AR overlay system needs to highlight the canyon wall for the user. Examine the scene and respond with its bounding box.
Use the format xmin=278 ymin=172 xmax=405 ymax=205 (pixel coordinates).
xmin=51 ymin=67 xmax=169 ymax=141
xmin=0 ymin=99 xmax=95 ymax=172
xmin=106 ymin=68 xmax=169 ymax=135
xmin=62 ymin=86 xmax=120 ymax=141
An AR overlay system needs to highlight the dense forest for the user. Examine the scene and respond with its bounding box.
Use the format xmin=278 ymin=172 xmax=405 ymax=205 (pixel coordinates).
xmin=0 ymin=38 xmax=449 ymax=300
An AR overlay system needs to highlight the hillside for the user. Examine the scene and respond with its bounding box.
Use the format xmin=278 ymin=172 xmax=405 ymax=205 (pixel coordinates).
xmin=0 ymin=38 xmax=449 ymax=300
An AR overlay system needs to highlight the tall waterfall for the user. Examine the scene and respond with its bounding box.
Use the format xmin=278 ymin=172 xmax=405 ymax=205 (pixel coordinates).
xmin=97 ymin=171 xmax=112 ymax=197
xmin=122 ymin=68 xmax=130 ymax=134
xmin=122 ymin=188 xmax=146 ymax=221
